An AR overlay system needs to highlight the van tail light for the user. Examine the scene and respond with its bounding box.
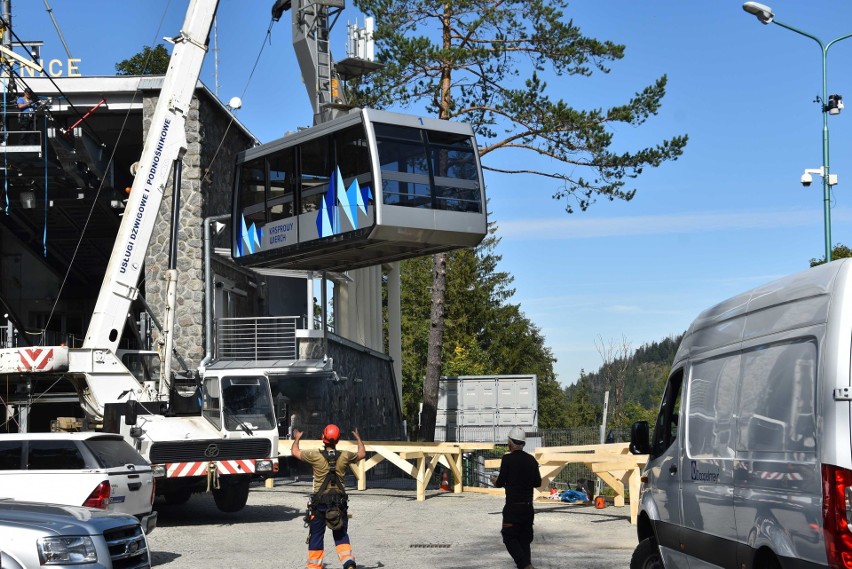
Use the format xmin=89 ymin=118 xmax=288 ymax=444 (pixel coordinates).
xmin=83 ymin=481 xmax=111 ymax=510
xmin=150 ymin=477 xmax=156 ymax=506
xmin=822 ymin=464 xmax=852 ymax=568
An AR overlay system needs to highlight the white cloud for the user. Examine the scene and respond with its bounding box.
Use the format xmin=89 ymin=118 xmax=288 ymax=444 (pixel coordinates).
xmin=498 ymin=208 xmax=852 ymax=240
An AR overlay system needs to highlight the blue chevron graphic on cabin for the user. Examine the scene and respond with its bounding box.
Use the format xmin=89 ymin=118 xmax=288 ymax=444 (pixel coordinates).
xmin=238 ymin=214 xmax=262 ymax=257
xmin=238 ymin=166 xmax=372 ymax=257
xmin=316 ymin=166 xmax=372 ymax=238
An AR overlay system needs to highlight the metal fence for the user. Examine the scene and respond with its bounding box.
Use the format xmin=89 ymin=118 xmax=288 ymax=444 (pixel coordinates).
xmin=1 ymin=325 xmax=78 ymax=349
xmin=215 ymin=316 xmax=299 ymax=360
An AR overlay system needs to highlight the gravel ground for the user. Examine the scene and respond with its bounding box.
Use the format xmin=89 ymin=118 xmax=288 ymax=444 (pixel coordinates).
xmin=148 ymin=478 xmax=638 ymax=569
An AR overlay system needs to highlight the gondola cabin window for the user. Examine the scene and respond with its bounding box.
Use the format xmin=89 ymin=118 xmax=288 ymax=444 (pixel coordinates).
xmin=232 ymin=109 xmax=486 ymax=270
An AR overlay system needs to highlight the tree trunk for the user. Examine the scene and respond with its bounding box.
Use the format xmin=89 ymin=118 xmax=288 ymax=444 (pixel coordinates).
xmin=420 ymin=251 xmax=446 ymax=442
xmin=420 ymin=3 xmax=454 ymax=443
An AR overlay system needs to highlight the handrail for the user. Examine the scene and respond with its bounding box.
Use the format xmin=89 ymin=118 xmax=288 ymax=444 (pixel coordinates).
xmin=215 ymin=316 xmax=300 ymax=360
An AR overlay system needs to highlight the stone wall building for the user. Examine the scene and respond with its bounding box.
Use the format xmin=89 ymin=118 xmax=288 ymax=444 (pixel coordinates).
xmin=0 ymin=76 xmax=404 ymax=440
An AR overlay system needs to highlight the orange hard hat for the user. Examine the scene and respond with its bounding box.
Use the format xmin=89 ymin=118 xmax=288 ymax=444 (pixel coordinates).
xmin=322 ymin=424 xmax=341 ymax=445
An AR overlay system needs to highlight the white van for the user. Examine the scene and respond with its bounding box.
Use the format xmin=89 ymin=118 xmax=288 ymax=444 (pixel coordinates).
xmin=630 ymin=259 xmax=852 ymax=569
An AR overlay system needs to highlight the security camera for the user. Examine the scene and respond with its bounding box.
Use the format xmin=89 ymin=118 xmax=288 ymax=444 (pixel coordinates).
xmin=801 ymin=172 xmax=813 ymax=187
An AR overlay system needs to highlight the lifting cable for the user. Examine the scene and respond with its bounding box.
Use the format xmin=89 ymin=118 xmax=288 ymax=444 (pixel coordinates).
xmin=202 ymin=15 xmax=277 ymax=183
xmin=42 ymin=111 xmax=48 ymax=257
xmin=0 ymin=64 xmax=53 ymax=251
xmin=0 ymin=15 xmax=107 ymax=146
xmin=16 ymin=1 xmax=176 ymax=346
xmin=2 ymin=76 xmax=8 ymax=215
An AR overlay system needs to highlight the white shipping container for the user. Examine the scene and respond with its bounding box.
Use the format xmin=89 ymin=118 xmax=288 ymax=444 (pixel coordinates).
xmin=436 ymin=375 xmax=538 ymax=442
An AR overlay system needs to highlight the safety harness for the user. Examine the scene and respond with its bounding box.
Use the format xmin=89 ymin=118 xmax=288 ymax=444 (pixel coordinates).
xmin=304 ymin=449 xmax=348 ymax=535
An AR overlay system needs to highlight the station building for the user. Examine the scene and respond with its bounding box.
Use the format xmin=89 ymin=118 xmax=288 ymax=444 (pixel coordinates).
xmin=0 ymin=74 xmax=404 ymax=439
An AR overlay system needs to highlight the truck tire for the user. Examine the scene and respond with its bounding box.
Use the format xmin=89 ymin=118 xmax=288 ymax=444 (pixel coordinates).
xmin=630 ymin=537 xmax=664 ymax=569
xmin=212 ymin=475 xmax=251 ymax=512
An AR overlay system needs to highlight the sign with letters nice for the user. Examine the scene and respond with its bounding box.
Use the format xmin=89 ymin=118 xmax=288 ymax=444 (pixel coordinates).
xmin=23 ymin=58 xmax=83 ymax=77
xmin=4 ymin=58 xmax=84 ymax=78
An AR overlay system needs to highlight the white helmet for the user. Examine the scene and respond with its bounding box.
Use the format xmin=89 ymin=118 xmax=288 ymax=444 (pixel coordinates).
xmin=508 ymin=427 xmax=526 ymax=444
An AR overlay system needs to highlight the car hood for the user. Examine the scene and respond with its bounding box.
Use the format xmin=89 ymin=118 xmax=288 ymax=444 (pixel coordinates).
xmin=0 ymin=499 xmax=138 ymax=534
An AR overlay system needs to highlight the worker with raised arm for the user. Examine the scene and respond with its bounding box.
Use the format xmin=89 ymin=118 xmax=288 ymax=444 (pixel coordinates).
xmin=292 ymin=425 xmax=366 ymax=569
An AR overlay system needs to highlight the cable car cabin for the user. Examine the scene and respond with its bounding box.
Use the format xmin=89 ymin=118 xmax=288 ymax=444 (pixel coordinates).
xmin=232 ymin=108 xmax=487 ymax=271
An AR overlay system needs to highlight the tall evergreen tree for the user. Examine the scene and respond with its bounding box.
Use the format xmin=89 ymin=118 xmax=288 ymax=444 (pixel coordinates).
xmin=353 ymin=0 xmax=688 ymax=440
xmin=115 ymin=44 xmax=170 ymax=75
xmin=398 ymin=222 xmax=563 ymax=438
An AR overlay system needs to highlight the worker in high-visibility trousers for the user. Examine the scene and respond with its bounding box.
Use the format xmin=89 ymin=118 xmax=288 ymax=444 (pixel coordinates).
xmin=292 ymin=425 xmax=366 ymax=569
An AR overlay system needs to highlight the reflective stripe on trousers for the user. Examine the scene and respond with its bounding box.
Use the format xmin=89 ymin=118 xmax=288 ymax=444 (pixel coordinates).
xmin=307 ymin=504 xmax=355 ymax=569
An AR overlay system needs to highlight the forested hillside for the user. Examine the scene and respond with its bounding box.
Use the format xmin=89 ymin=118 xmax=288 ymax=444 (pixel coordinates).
xmin=562 ymin=335 xmax=683 ymax=428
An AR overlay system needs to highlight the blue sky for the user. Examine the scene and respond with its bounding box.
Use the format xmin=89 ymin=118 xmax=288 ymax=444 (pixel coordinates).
xmin=13 ymin=1 xmax=852 ymax=386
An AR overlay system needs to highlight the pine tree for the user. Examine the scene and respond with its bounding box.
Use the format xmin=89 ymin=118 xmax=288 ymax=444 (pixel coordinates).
xmin=353 ymin=0 xmax=688 ymax=439
xmin=115 ymin=44 xmax=170 ymax=76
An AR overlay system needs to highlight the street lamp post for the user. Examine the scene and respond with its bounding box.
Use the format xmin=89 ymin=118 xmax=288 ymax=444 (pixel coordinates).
xmin=743 ymin=2 xmax=852 ymax=263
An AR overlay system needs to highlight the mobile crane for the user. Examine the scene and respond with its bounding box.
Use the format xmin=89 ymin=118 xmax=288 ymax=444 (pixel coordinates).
xmin=0 ymin=0 xmax=278 ymax=512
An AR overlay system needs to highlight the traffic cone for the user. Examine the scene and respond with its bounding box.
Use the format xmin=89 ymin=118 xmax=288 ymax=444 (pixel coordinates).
xmin=439 ymin=470 xmax=450 ymax=491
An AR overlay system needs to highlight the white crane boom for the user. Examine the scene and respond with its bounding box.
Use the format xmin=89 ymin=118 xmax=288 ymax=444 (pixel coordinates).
xmin=83 ymin=0 xmax=219 ymax=353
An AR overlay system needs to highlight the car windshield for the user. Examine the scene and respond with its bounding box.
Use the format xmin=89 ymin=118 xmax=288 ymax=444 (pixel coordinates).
xmin=221 ymin=376 xmax=276 ymax=432
xmin=86 ymin=437 xmax=149 ymax=468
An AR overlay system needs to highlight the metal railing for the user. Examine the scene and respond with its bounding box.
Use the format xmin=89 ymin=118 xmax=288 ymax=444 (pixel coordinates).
xmin=1 ymin=325 xmax=78 ymax=349
xmin=215 ymin=316 xmax=300 ymax=361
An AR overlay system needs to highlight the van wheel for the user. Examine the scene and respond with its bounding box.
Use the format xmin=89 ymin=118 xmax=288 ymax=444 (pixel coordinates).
xmin=212 ymin=475 xmax=251 ymax=512
xmin=630 ymin=537 xmax=664 ymax=569
xmin=163 ymin=488 xmax=192 ymax=505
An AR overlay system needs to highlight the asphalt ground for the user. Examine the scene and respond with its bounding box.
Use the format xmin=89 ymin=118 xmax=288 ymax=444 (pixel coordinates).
xmin=148 ymin=478 xmax=638 ymax=569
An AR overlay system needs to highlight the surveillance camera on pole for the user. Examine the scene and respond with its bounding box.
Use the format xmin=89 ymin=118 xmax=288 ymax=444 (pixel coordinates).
xmin=802 ymin=167 xmax=838 ymax=187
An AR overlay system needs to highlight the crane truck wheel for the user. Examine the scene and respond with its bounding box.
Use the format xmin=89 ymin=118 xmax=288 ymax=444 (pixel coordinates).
xmin=212 ymin=474 xmax=251 ymax=512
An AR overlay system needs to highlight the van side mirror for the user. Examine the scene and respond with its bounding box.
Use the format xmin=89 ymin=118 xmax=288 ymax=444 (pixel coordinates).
xmin=125 ymin=400 xmax=138 ymax=426
xmin=630 ymin=420 xmax=650 ymax=455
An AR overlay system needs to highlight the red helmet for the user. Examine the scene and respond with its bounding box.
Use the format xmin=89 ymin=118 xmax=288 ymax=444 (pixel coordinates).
xmin=322 ymin=424 xmax=341 ymax=445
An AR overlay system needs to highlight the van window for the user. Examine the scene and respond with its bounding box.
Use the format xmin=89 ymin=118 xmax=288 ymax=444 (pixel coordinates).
xmin=687 ymin=355 xmax=740 ymax=458
xmin=28 ymin=440 xmax=86 ymax=470
xmin=737 ymin=340 xmax=817 ymax=453
xmin=0 ymin=441 xmax=22 ymax=470
xmin=85 ymin=438 xmax=148 ymax=468
xmin=651 ymin=368 xmax=684 ymax=458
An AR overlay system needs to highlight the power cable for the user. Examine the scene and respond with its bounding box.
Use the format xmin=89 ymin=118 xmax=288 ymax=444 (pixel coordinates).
xmin=0 ymin=15 xmax=105 ymax=147
xmin=201 ymin=15 xmax=276 ymax=184
xmin=41 ymin=0 xmax=73 ymax=60
xmin=21 ymin=1 xmax=175 ymax=346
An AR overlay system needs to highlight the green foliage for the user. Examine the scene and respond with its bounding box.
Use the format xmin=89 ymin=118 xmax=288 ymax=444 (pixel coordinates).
xmin=563 ymin=375 xmax=599 ymax=427
xmin=115 ymin=44 xmax=170 ymax=75
xmin=350 ymin=0 xmax=688 ymax=212
xmin=614 ymin=400 xmax=657 ymax=429
xmin=563 ymin=336 xmax=681 ymax=428
xmin=358 ymin=0 xmax=688 ymax=438
xmin=810 ymin=243 xmax=852 ymax=267
xmin=398 ymin=221 xmax=564 ymax=434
